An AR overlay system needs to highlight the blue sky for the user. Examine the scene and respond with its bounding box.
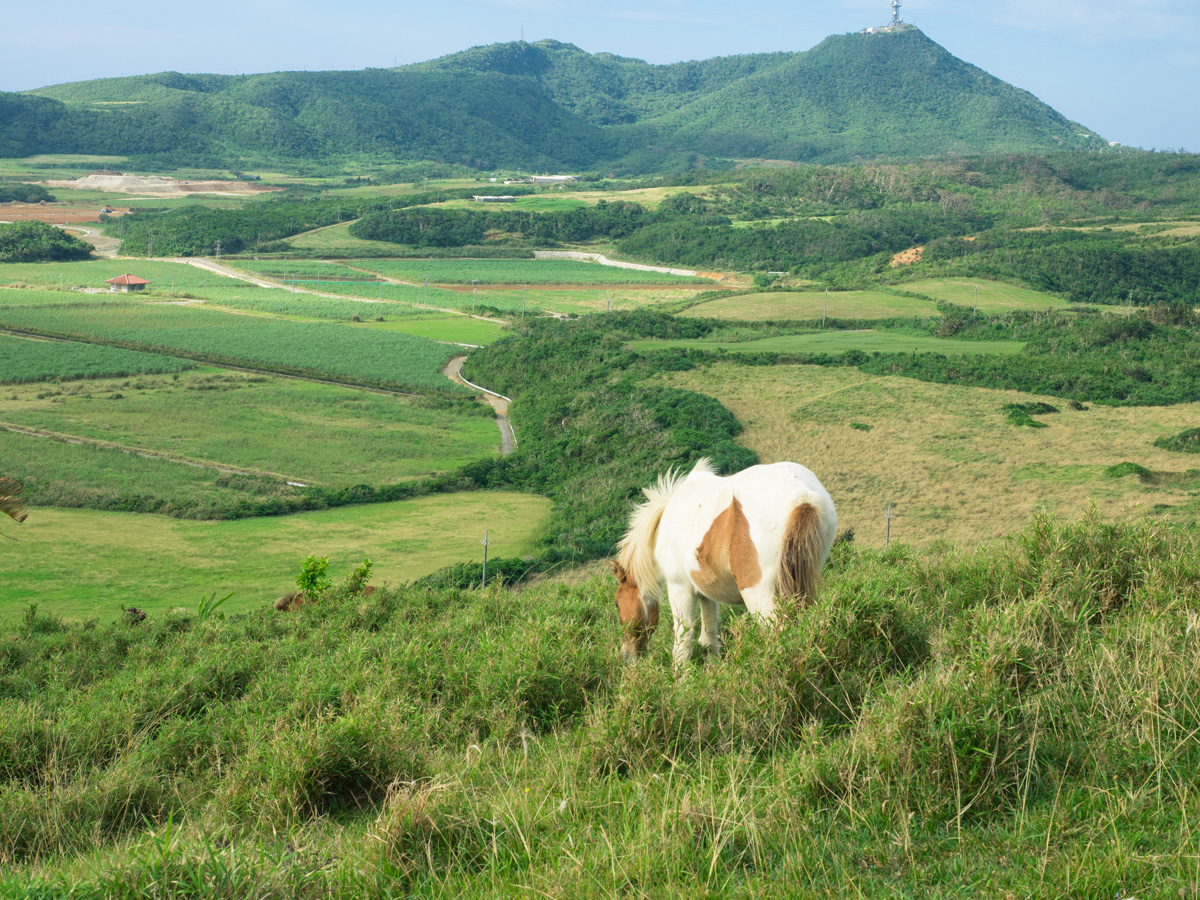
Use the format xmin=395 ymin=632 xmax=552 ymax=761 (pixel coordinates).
xmin=4 ymin=0 xmax=1196 ymax=150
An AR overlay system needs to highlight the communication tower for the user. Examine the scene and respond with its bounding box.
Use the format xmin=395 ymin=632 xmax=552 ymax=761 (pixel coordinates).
xmin=890 ymin=0 xmax=903 ymax=27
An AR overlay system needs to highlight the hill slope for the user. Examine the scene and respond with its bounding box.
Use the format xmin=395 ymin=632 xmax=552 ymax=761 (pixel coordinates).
xmin=5 ymin=29 xmax=1105 ymax=171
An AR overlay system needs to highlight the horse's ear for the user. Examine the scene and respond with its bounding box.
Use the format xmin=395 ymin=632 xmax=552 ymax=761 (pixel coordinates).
xmin=612 ymin=560 xmax=626 ymax=579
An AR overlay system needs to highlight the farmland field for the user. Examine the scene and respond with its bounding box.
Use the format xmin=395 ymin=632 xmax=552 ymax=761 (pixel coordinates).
xmin=690 ymin=289 xmax=941 ymax=320
xmin=0 ymin=367 xmax=499 ymax=488
xmin=0 ymin=332 xmax=193 ymax=383
xmin=657 ymin=362 xmax=1200 ymax=547
xmin=0 ymin=302 xmax=466 ymax=393
xmin=357 ymin=315 xmax=506 ymax=345
xmin=0 ymin=491 xmax=552 ymax=621
xmin=629 ymin=330 xmax=1027 ymax=356
xmin=355 ymin=258 xmax=710 ymax=285
xmin=900 ymin=278 xmax=1074 ymax=310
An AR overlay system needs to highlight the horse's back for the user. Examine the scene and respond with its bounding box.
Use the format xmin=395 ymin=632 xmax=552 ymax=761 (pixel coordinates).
xmin=656 ymin=461 xmax=836 ymax=601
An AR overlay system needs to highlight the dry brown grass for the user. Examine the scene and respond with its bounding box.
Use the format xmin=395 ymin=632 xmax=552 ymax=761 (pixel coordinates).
xmin=657 ymin=363 xmax=1200 ymax=548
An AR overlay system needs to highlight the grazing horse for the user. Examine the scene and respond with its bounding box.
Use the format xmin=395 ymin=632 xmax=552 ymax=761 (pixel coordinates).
xmin=613 ymin=459 xmax=836 ymax=666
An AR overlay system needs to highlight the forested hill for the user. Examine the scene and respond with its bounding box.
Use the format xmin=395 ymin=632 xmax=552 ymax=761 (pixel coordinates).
xmin=5 ymin=28 xmax=1105 ymax=171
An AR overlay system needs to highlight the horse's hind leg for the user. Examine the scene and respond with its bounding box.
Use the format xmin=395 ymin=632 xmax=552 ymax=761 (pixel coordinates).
xmin=698 ymin=595 xmax=721 ymax=658
xmin=667 ymin=581 xmax=699 ymax=670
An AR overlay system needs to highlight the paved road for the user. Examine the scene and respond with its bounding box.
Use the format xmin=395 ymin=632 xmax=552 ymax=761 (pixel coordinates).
xmin=443 ymin=355 xmax=515 ymax=455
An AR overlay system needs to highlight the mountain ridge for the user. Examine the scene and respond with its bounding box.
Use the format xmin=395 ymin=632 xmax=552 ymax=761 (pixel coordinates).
xmin=3 ymin=29 xmax=1105 ymax=172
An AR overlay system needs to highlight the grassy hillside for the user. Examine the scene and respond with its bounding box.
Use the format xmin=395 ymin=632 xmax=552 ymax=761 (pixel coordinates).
xmin=0 ymin=492 xmax=551 ymax=621
xmin=3 ymin=515 xmax=1199 ymax=897
xmin=5 ymin=30 xmax=1104 ymax=171
xmin=659 ymin=362 xmax=1200 ymax=546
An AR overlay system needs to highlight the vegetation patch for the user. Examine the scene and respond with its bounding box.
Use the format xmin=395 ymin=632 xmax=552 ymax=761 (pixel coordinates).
xmin=1154 ymin=426 xmax=1200 ymax=454
xmin=0 ymin=333 xmax=194 ymax=384
xmin=3 ymin=516 xmax=1200 ymax=896
xmin=0 ymin=221 xmax=92 ymax=263
xmin=0 ymin=302 xmax=466 ymax=394
xmin=1003 ymin=401 xmax=1059 ymax=428
xmin=1104 ymin=461 xmax=1153 ymax=481
xmin=0 ymin=492 xmax=551 ymax=620
xmin=656 ymin=361 xmax=1200 ymax=548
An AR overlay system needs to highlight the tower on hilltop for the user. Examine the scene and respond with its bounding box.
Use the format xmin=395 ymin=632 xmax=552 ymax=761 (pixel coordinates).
xmin=860 ymin=0 xmax=913 ymax=33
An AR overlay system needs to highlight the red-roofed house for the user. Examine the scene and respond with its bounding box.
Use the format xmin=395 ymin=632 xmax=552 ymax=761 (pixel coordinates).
xmin=106 ymin=274 xmax=151 ymax=293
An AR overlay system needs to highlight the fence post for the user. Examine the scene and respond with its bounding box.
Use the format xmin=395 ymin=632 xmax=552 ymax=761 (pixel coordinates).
xmin=884 ymin=503 xmax=892 ymax=549
xmin=481 ymin=530 xmax=489 ymax=588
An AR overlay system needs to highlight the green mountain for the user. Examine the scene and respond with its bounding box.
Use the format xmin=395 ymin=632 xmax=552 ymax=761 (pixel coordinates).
xmin=2 ymin=29 xmax=1105 ymax=172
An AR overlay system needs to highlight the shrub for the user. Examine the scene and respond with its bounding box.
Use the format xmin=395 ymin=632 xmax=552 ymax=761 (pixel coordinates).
xmin=1154 ymin=426 xmax=1200 ymax=454
xmin=1104 ymin=461 xmax=1152 ymax=481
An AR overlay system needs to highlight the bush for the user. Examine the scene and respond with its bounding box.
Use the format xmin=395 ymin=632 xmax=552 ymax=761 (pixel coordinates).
xmin=1154 ymin=426 xmax=1200 ymax=454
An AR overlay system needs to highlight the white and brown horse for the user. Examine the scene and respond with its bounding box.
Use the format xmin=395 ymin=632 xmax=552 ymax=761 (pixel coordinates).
xmin=613 ymin=459 xmax=837 ymax=666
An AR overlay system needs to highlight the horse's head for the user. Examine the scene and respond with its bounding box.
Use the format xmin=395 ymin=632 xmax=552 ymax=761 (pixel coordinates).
xmin=613 ymin=560 xmax=658 ymax=663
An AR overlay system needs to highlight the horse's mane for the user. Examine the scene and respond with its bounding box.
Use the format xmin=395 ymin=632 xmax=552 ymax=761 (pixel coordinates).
xmin=617 ymin=458 xmax=715 ymax=599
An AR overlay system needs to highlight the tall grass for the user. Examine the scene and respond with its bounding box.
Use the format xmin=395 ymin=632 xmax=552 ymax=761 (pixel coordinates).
xmin=4 ymin=514 xmax=1200 ymax=896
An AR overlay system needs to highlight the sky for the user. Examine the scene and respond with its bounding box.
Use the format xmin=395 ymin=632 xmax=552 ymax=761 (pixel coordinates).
xmin=2 ymin=0 xmax=1196 ymax=151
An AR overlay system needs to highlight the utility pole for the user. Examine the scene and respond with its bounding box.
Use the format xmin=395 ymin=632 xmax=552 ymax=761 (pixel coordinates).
xmin=472 ymin=279 xmax=477 ymax=312
xmin=1128 ymin=290 xmax=1133 ymax=316
xmin=170 ymin=276 xmax=174 ymax=296
xmin=147 ymin=233 xmax=153 ymax=258
xmin=214 ymin=240 xmax=221 ymax=263
xmin=974 ymin=284 xmax=979 ymax=315
xmin=884 ymin=503 xmax=892 ymax=549
xmin=481 ymin=530 xmax=489 ymax=588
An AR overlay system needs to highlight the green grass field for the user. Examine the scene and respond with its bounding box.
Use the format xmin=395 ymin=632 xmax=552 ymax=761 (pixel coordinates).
xmin=357 ymin=316 xmax=506 ymax=346
xmin=901 ymin=278 xmax=1073 ymax=310
xmin=691 ymin=290 xmax=940 ymax=320
xmin=4 ymin=515 xmax=1200 ymax=898
xmin=0 ymin=332 xmax=194 ymax=383
xmin=0 ymin=301 xmax=465 ymax=393
xmin=356 ymin=259 xmax=709 ymax=286
xmin=285 ymin=221 xmax=415 ymax=256
xmin=0 ymin=367 xmax=499 ymax=488
xmin=630 ymin=330 xmax=1027 ymax=356
xmin=0 ymin=491 xmax=551 ymax=621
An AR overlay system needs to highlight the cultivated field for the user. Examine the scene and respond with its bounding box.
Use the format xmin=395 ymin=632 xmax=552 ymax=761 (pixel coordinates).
xmin=0 ymin=367 xmax=499 ymax=488
xmin=630 ymin=330 xmax=1027 ymax=356
xmin=358 ymin=316 xmax=505 ymax=345
xmin=899 ymin=278 xmax=1074 ymax=310
xmin=690 ymin=289 xmax=941 ymax=320
xmin=356 ymin=258 xmax=710 ymax=285
xmin=659 ymin=362 xmax=1200 ymax=547
xmin=0 ymin=302 xmax=465 ymax=393
xmin=1 ymin=491 xmax=551 ymax=621
xmin=0 ymin=333 xmax=193 ymax=383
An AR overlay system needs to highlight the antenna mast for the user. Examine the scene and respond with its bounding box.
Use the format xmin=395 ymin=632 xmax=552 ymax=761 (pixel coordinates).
xmin=890 ymin=0 xmax=903 ymax=27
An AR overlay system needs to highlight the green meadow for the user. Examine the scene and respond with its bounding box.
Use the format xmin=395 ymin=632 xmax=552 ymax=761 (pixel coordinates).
xmin=900 ymin=278 xmax=1073 ymax=310
xmin=356 ymin=258 xmax=709 ymax=285
xmin=630 ymin=329 xmax=1028 ymax=356
xmin=0 ymin=368 xmax=499 ymax=488
xmin=690 ymin=289 xmax=940 ymax=320
xmin=0 ymin=491 xmax=551 ymax=621
xmin=357 ymin=316 xmax=506 ymax=346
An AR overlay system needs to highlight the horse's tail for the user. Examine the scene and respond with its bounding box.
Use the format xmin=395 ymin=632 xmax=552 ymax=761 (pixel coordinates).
xmin=778 ymin=502 xmax=824 ymax=603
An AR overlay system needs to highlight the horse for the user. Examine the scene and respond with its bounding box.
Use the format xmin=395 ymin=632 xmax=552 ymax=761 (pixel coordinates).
xmin=612 ymin=458 xmax=837 ymax=666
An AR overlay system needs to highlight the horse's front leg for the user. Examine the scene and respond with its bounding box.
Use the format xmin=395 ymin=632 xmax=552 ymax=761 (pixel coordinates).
xmin=698 ymin=595 xmax=721 ymax=658
xmin=666 ymin=582 xmax=699 ymax=671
